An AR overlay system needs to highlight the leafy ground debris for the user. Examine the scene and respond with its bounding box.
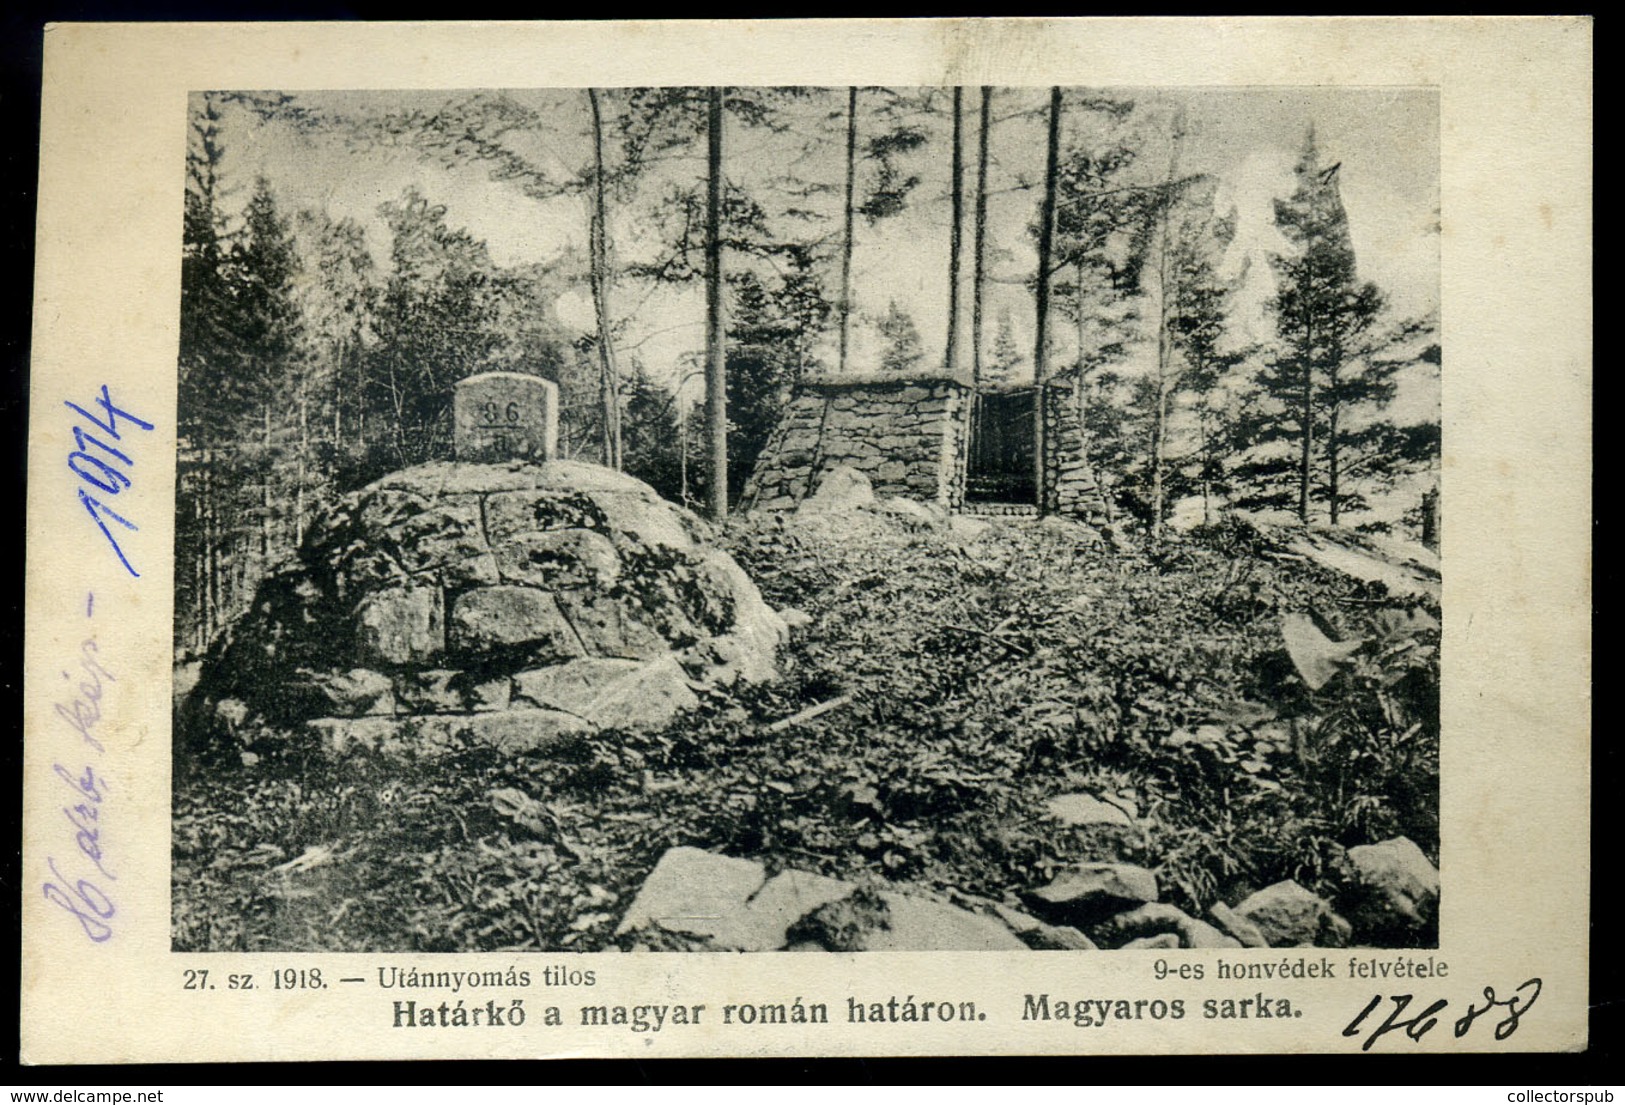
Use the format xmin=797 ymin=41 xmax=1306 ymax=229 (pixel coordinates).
xmin=173 ymin=512 xmax=1438 ymax=951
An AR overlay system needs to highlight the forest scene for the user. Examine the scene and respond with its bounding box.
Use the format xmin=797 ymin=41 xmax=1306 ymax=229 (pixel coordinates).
xmin=174 ymin=86 xmax=1443 ymax=953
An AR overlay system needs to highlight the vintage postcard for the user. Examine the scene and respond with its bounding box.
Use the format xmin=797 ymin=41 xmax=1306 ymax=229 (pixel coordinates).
xmin=21 ymin=18 xmax=1591 ymax=1063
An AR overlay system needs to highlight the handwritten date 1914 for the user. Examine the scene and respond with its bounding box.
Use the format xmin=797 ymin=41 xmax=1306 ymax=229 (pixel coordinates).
xmin=66 ymin=385 xmax=153 ymax=577
xmin=1342 ymin=978 xmax=1541 ymax=1052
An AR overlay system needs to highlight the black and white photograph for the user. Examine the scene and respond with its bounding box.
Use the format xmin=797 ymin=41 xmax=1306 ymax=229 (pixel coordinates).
xmin=19 ymin=15 xmax=1597 ymax=1066
xmin=167 ymin=83 xmax=1445 ymax=957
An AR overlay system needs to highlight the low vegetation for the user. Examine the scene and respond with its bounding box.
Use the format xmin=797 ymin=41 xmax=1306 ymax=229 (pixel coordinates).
xmin=172 ymin=515 xmax=1438 ymax=952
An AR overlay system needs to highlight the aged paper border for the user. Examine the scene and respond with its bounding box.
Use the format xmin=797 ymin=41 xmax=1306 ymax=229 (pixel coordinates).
xmin=22 ymin=17 xmax=1592 ymax=1063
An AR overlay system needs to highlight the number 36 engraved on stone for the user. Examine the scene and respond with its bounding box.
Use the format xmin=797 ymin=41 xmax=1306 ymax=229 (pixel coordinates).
xmin=481 ymin=400 xmax=522 ymax=425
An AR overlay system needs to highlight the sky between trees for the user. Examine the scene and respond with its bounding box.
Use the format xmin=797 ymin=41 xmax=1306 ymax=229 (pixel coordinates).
xmin=203 ymin=85 xmax=1439 ymax=422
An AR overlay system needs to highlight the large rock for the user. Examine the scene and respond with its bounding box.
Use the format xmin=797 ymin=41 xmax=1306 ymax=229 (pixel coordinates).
xmin=355 ymin=587 xmax=444 ymax=666
xmin=1123 ymin=934 xmax=1181 ymax=950
xmin=449 ymin=586 xmax=584 ymax=658
xmin=552 ymin=592 xmax=671 ymax=660
xmin=515 ymin=656 xmax=699 ymax=733
xmin=495 ymin=528 xmax=622 ymax=590
xmin=1234 ymin=880 xmax=1353 ymax=948
xmin=871 ymin=496 xmax=946 ymax=531
xmin=1022 ymin=863 xmax=1159 ymax=925
xmin=615 ymin=847 xmax=768 ymax=940
xmin=861 ymin=892 xmax=1028 ymax=951
xmin=286 ymin=667 xmax=395 ymax=718
xmin=717 ymin=869 xmax=856 ymax=951
xmin=1092 ymin=903 xmax=1240 ymax=950
xmin=1210 ymin=902 xmax=1271 ymax=948
xmin=615 ymin=847 xmax=1025 ymax=952
xmin=306 ymin=708 xmax=589 ymax=758
xmin=798 ymin=465 xmax=875 ymax=514
xmin=1045 ymin=792 xmax=1135 ymax=828
xmin=1341 ymin=836 xmax=1440 ymax=943
xmin=181 ymin=460 xmax=785 ymax=762
xmin=989 ymin=903 xmax=1098 ymax=950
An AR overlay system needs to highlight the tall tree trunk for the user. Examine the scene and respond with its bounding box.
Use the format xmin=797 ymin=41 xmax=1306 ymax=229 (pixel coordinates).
xmin=356 ymin=335 xmax=367 ymax=450
xmin=1151 ymin=353 xmax=1170 ymax=542
xmin=201 ymin=443 xmax=216 ymax=645
xmin=1031 ymin=87 xmax=1063 ymax=515
xmin=1299 ymin=326 xmax=1314 ymax=523
xmin=232 ymin=533 xmax=246 ymax=620
xmin=705 ymin=87 xmax=728 ymax=521
xmin=588 ymin=88 xmax=623 ymax=470
xmin=971 ymin=87 xmax=991 ymax=389
xmin=332 ymin=335 xmax=344 ymax=450
xmin=679 ymin=402 xmax=689 ymax=508
xmin=1199 ymin=415 xmax=1212 ymax=526
xmin=1151 ymin=245 xmax=1173 ymax=544
xmin=1327 ymin=381 xmax=1341 ymax=525
xmin=194 ymin=513 xmax=206 ymax=652
xmin=260 ymin=397 xmax=273 ymax=568
xmin=967 ymin=86 xmax=993 ymax=485
xmin=1074 ymin=259 xmax=1089 ymax=430
xmin=1297 ymin=235 xmax=1316 ymax=523
xmin=1150 ymin=118 xmax=1184 ymax=544
xmin=295 ymin=384 xmax=308 ymax=546
xmin=838 ymin=87 xmax=858 ymax=375
xmin=945 ymin=87 xmax=964 ymax=374
xmin=387 ymin=352 xmax=407 ymax=470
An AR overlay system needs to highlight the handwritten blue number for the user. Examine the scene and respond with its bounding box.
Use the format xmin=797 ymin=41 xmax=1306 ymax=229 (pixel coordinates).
xmin=65 ymin=387 xmax=151 ymax=578
xmin=63 ymin=387 xmax=154 ymax=440
xmin=79 ymin=489 xmax=139 ymax=578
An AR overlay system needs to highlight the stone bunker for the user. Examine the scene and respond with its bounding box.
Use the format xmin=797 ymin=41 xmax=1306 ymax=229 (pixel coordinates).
xmin=180 ymin=372 xmax=787 ymax=762
xmin=743 ymin=371 xmax=1112 ymax=525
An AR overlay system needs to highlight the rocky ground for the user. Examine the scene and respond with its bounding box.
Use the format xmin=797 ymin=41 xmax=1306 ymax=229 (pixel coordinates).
xmin=173 ymin=474 xmax=1440 ymax=953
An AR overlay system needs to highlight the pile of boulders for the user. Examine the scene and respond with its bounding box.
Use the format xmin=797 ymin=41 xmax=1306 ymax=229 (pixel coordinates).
xmin=614 ymin=828 xmax=1439 ymax=952
xmin=179 ymin=460 xmax=787 ymax=762
xmin=1015 ymin=808 xmax=1439 ymax=949
xmin=615 ymin=847 xmax=1030 ymax=952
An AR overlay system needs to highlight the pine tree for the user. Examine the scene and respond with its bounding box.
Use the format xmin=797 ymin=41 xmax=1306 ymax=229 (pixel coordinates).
xmin=985 ymin=310 xmax=1025 ymax=384
xmin=877 ymin=299 xmax=925 ymax=375
xmin=177 ymin=92 xmax=238 ymax=652
xmin=234 ymin=178 xmax=304 ymax=581
xmin=1143 ymin=174 xmax=1248 ymax=535
xmin=620 ymin=364 xmax=684 ymax=503
xmin=1263 ymin=128 xmax=1388 ymax=523
xmin=368 ymin=188 xmax=505 ymax=475
xmin=362 ymin=89 xmax=630 ymax=470
xmin=1045 ymin=94 xmax=1161 ymax=519
xmin=1164 ymin=191 xmax=1250 ymax=526
xmin=617 ymin=86 xmax=811 ymax=517
xmin=1050 ymin=95 xmax=1156 ymax=388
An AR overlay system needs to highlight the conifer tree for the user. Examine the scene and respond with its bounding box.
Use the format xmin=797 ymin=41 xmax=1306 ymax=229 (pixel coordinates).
xmin=877 ymin=299 xmax=926 ymax=375
xmin=1262 ymin=128 xmax=1388 ymax=523
xmin=985 ymin=310 xmax=1025 ymax=384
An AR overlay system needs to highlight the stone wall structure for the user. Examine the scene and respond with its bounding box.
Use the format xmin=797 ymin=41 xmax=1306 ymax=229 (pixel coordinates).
xmin=743 ymin=373 xmax=970 ymax=512
xmin=745 ymin=371 xmax=1112 ymax=525
xmin=1041 ymin=379 xmax=1113 ymax=527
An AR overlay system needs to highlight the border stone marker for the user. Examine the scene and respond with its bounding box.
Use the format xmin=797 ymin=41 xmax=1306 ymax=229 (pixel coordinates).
xmin=454 ymin=371 xmax=558 ymax=463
